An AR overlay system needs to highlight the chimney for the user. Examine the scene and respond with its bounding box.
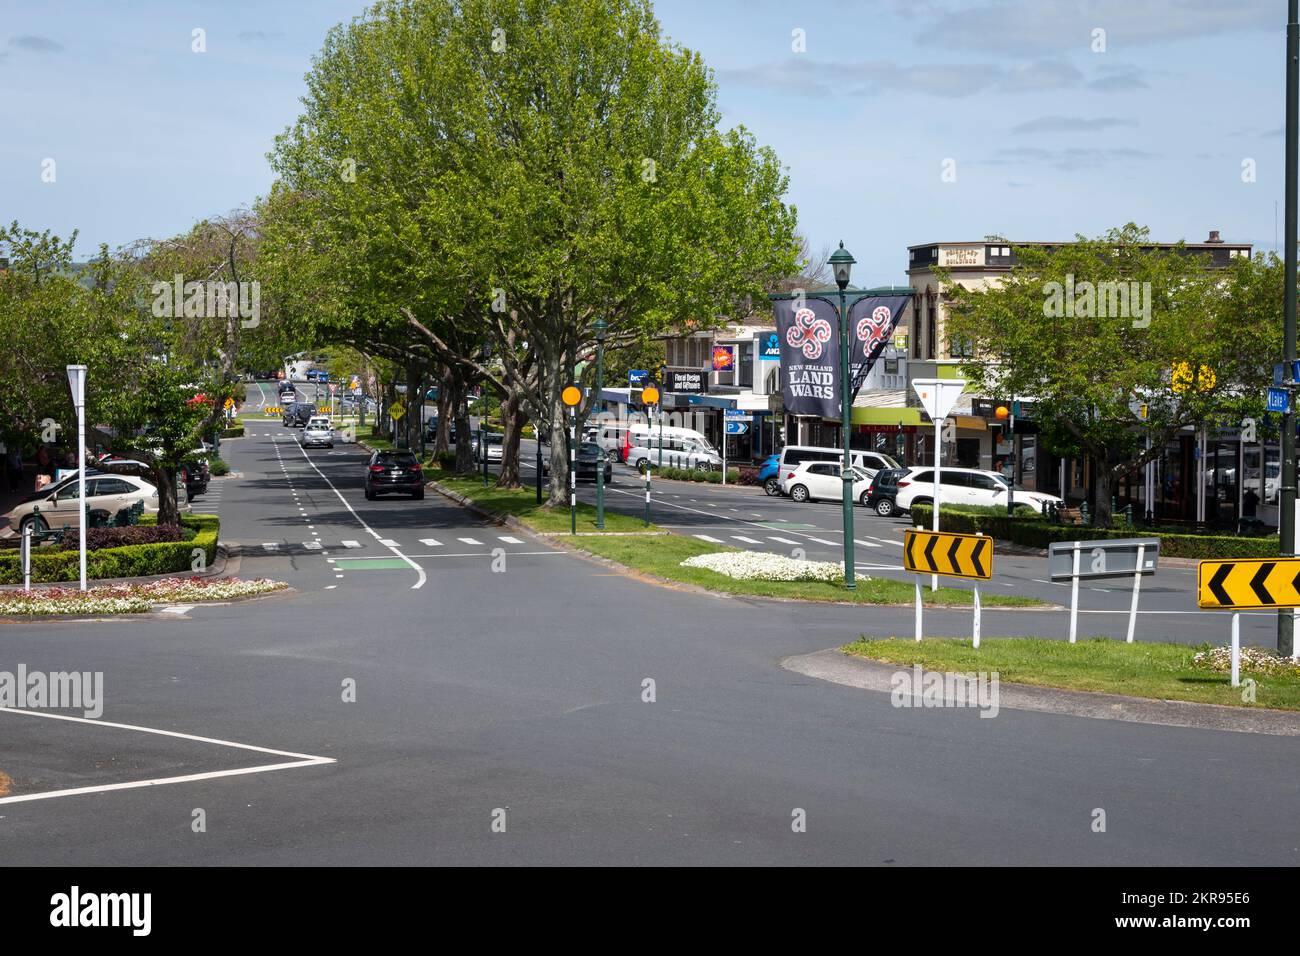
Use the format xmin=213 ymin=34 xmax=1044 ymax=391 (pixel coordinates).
xmin=1206 ymin=230 xmax=1223 ymax=243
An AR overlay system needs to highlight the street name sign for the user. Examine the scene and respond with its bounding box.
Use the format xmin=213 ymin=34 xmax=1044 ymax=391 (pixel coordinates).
xmin=1267 ymin=387 xmax=1290 ymax=414
xmin=1048 ymin=538 xmax=1159 ymax=581
xmin=903 ymin=529 xmax=992 ymax=580
xmin=1198 ymin=558 xmax=1300 ymax=609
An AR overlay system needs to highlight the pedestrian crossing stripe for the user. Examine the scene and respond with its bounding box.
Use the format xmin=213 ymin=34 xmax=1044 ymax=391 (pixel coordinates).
xmin=499 ymin=536 xmax=523 ymax=544
xmin=457 ymin=537 xmax=483 ymax=545
xmin=693 ymin=534 xmax=724 ymax=543
xmin=378 ymin=538 xmax=399 ymax=547
xmin=341 ymin=540 xmax=362 ymax=548
xmin=419 ymin=538 xmax=442 ymax=546
xmin=903 ymin=529 xmax=992 ymax=580
xmin=1198 ymin=558 xmax=1300 ymax=609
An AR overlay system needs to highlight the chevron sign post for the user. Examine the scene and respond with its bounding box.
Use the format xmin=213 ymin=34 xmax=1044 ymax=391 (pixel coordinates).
xmin=1197 ymin=558 xmax=1300 ymax=686
xmin=903 ymin=529 xmax=993 ymax=647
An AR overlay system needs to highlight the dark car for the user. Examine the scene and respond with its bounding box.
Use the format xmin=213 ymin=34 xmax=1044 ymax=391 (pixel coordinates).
xmin=865 ymin=467 xmax=908 ymax=517
xmin=364 ymin=450 xmax=425 ymax=500
xmin=282 ymin=402 xmax=316 ymax=427
xmin=575 ymin=441 xmax=612 ymax=483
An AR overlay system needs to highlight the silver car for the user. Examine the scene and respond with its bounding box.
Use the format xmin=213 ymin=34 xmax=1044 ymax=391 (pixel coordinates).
xmin=301 ymin=417 xmax=334 ymax=448
xmin=474 ymin=433 xmax=503 ymax=462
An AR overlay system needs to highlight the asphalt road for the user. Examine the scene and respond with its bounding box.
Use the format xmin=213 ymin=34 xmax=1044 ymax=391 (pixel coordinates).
xmin=0 ymin=403 xmax=1297 ymax=865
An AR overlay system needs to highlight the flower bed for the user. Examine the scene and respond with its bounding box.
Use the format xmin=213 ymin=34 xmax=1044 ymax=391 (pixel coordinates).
xmin=1191 ymin=645 xmax=1300 ymax=676
xmin=681 ymin=550 xmax=846 ymax=583
xmin=0 ymin=514 xmax=219 ymax=583
xmin=0 ymin=576 xmax=287 ymax=615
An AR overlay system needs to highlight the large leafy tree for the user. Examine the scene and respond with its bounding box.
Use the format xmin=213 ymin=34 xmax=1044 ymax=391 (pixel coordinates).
xmin=268 ymin=0 xmax=800 ymax=504
xmin=943 ymin=224 xmax=1279 ymax=528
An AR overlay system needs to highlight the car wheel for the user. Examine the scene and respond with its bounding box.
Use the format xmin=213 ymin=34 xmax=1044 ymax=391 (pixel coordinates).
xmin=636 ymin=458 xmax=649 ymax=474
xmin=860 ymin=490 xmax=872 ymax=508
xmin=19 ymin=514 xmax=48 ymax=534
xmin=875 ymin=497 xmax=895 ymax=517
xmin=364 ymin=487 xmax=375 ymax=501
xmin=763 ymin=477 xmax=781 ymax=496
xmin=790 ymin=484 xmax=809 ymax=503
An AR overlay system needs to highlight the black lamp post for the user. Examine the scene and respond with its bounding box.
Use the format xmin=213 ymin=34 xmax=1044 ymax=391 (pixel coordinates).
xmin=829 ymin=241 xmax=857 ymax=589
xmin=594 ymin=318 xmax=607 ymax=529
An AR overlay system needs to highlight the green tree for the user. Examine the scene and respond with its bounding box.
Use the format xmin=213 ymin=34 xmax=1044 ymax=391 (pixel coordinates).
xmin=943 ymin=224 xmax=1279 ymax=528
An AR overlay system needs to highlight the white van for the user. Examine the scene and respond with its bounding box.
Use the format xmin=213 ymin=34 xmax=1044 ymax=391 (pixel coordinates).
xmin=626 ymin=426 xmax=721 ymax=473
xmin=624 ymin=425 xmax=714 ymax=463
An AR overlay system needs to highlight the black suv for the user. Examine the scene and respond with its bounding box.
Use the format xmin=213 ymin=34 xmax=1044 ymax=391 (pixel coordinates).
xmin=365 ymin=450 xmax=425 ymax=500
xmin=282 ymin=402 xmax=315 ymax=427
xmin=865 ymin=467 xmax=908 ymax=517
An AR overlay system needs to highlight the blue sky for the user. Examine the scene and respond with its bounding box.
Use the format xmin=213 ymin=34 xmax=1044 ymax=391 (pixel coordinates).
xmin=0 ymin=0 xmax=1283 ymax=286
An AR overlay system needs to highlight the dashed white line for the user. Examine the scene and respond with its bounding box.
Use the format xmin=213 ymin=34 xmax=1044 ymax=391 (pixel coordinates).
xmin=693 ymin=534 xmax=725 ymax=543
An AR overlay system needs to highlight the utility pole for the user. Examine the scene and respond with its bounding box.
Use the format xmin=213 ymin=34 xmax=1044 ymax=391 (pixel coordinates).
xmin=1281 ymin=0 xmax=1298 ymax=658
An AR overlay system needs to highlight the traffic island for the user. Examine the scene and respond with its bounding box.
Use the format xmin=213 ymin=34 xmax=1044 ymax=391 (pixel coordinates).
xmin=836 ymin=637 xmax=1300 ymax=715
xmin=431 ymin=473 xmax=662 ymax=534
xmin=0 ymin=577 xmax=290 ymax=617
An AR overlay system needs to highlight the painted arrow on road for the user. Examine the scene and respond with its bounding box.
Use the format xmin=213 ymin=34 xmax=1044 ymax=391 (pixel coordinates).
xmin=1197 ymin=558 xmax=1300 ymax=609
xmin=903 ymin=528 xmax=993 ymax=580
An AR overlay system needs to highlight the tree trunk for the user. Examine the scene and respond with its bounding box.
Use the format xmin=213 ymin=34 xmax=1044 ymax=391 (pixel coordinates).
xmin=433 ymin=387 xmax=451 ymax=457
xmin=155 ymin=467 xmax=180 ymax=526
xmin=497 ymin=389 xmax=523 ymax=488
xmin=1093 ymin=460 xmax=1113 ymax=529
xmin=548 ymin=404 xmax=571 ymax=509
xmin=452 ymin=378 xmax=474 ymax=475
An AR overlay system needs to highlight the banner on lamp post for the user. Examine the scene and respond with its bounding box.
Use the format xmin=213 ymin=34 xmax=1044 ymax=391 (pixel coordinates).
xmin=773 ymin=297 xmax=841 ymax=419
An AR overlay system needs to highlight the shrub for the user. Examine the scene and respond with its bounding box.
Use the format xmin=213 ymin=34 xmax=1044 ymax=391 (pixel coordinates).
xmin=736 ymin=467 xmax=760 ymax=486
xmin=0 ymin=514 xmax=220 ymax=583
xmin=60 ymin=524 xmax=186 ymax=552
xmin=220 ymin=422 xmax=245 ymax=439
xmin=209 ymin=456 xmax=230 ymax=476
xmin=436 ymin=451 xmax=457 ymax=470
xmin=909 ymin=504 xmax=1280 ymax=558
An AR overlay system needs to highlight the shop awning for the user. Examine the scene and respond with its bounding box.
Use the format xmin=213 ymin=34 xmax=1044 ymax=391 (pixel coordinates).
xmin=851 ymin=406 xmax=922 ymax=426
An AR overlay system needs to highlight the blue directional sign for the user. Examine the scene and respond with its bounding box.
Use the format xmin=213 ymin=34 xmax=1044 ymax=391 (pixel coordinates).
xmin=1267 ymin=387 xmax=1291 ymax=414
xmin=724 ymin=421 xmax=748 ymax=435
xmin=723 ymin=408 xmax=750 ymax=419
xmin=1293 ymin=360 xmax=1300 ymax=382
xmin=628 ymin=369 xmax=649 ymax=387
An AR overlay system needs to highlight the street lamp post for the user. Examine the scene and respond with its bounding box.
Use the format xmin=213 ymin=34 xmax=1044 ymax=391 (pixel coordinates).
xmin=594 ymin=319 xmax=607 ymax=530
xmin=829 ymin=242 xmax=857 ymax=590
xmin=66 ymin=364 xmax=87 ymax=591
xmin=658 ymin=364 xmax=667 ymax=469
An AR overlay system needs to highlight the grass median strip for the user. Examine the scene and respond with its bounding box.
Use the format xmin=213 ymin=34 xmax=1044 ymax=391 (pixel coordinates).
xmin=433 ymin=473 xmax=658 ymax=534
xmin=842 ymin=636 xmax=1300 ymax=710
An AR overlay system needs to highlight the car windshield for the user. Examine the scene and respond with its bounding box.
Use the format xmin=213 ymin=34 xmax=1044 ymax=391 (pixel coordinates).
xmin=579 ymin=442 xmax=601 ymax=455
xmin=377 ymin=453 xmax=416 ymax=465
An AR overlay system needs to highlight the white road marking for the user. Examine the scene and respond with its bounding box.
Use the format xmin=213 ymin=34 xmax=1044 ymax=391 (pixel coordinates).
xmin=457 ymin=537 xmax=484 ymax=545
xmin=419 ymin=538 xmax=442 ymax=547
xmin=341 ymin=540 xmax=362 ymax=548
xmin=498 ymin=536 xmax=524 ymax=544
xmin=324 ymin=585 xmax=338 ymax=589
xmin=805 ymin=537 xmax=839 ymax=546
xmin=261 ymin=542 xmax=279 ymax=551
xmin=0 ymin=708 xmax=334 ymax=806
xmin=158 ymin=605 xmax=193 ymax=615
xmin=408 ymin=550 xmax=563 ymax=558
xmin=377 ymin=538 xmax=400 ymax=547
xmin=303 ymin=541 xmax=322 ymax=550
xmin=854 ymin=539 xmax=882 ymax=548
xmin=768 ymin=536 xmax=800 ymax=545
xmin=693 ymin=534 xmax=725 ymax=543
xmin=731 ymin=535 xmax=762 ymax=544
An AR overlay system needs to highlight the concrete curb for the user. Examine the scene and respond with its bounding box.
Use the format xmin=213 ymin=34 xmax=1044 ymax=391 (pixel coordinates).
xmin=782 ymin=647 xmax=1300 ymax=736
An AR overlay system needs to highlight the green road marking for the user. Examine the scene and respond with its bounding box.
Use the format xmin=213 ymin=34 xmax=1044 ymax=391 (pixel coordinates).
xmin=334 ymin=558 xmax=412 ymax=570
xmin=756 ymin=521 xmax=820 ymax=531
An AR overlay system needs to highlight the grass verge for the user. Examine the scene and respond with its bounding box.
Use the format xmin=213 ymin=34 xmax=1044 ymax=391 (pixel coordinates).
xmin=843 ymin=636 xmax=1300 ymax=710
xmin=433 ymin=472 xmax=658 ymax=533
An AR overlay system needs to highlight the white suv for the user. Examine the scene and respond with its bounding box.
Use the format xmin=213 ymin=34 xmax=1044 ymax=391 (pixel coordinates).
xmin=893 ymin=467 xmax=1062 ymax=513
xmin=779 ymin=461 xmax=873 ymax=505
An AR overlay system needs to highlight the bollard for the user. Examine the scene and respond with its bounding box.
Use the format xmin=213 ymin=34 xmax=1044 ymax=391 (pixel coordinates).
xmin=22 ymin=522 xmax=32 ymax=591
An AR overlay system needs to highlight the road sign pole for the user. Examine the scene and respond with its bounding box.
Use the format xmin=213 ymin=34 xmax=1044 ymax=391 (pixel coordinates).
xmin=972 ymin=581 xmax=981 ymax=649
xmin=1126 ymin=543 xmax=1145 ymax=644
xmin=536 ymin=433 xmax=543 ymax=505
xmin=1231 ymin=612 xmax=1241 ymax=688
xmin=1282 ymin=0 xmax=1299 ymax=658
xmin=569 ymin=407 xmax=576 ymax=535
xmin=1069 ymin=543 xmax=1081 ymax=644
xmin=914 ymin=576 xmax=923 ymax=642
xmin=722 ymin=432 xmax=726 ymax=486
xmin=932 ymin=415 xmax=941 ymax=591
xmin=21 ymin=523 xmax=31 ymax=591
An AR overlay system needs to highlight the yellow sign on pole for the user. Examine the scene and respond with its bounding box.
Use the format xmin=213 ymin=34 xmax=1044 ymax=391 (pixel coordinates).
xmin=903 ymin=528 xmax=993 ymax=580
xmin=641 ymin=385 xmax=660 ymax=406
xmin=224 ymin=397 xmax=235 ymax=410
xmin=389 ymin=402 xmax=406 ymax=421
xmin=1198 ymin=558 xmax=1300 ymax=609
xmin=561 ymin=386 xmax=582 ymax=407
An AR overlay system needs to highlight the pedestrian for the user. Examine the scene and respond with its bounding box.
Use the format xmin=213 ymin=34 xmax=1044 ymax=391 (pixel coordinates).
xmin=1243 ymin=487 xmax=1259 ymax=519
xmin=35 ymin=446 xmax=54 ymax=487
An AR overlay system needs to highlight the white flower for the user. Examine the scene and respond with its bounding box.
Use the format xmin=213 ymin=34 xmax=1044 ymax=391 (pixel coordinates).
xmin=1192 ymin=645 xmax=1300 ymax=676
xmin=681 ymin=550 xmax=848 ymax=583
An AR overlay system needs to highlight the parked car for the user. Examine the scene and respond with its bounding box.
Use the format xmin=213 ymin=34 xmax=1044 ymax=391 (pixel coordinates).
xmin=283 ymin=402 xmax=316 ymax=427
xmin=623 ymin=424 xmax=714 ymax=465
xmin=179 ymin=449 xmax=211 ymax=498
xmin=575 ymin=441 xmax=613 ymax=483
xmin=779 ymin=460 xmax=872 ymax=505
xmin=847 ymin=450 xmax=902 ymax=481
xmin=364 ymin=450 xmax=425 ymax=500
xmin=301 ymin=417 xmax=334 ymax=448
xmin=7 ymin=472 xmax=176 ymax=535
xmin=474 ymin=433 xmax=503 ymax=463
xmin=864 ymin=467 xmax=908 ymax=517
xmin=893 ymin=467 xmax=1062 ymax=514
xmin=628 ymin=434 xmax=722 ymax=473
xmin=756 ymin=454 xmax=782 ymax=495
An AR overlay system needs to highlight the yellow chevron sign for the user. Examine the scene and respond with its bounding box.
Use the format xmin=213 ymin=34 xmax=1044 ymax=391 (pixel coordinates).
xmin=1198 ymin=558 xmax=1300 ymax=609
xmin=264 ymin=406 xmax=282 ymax=415
xmin=903 ymin=529 xmax=993 ymax=580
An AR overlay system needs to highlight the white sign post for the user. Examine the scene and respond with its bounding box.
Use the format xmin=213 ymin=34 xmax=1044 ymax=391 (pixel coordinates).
xmin=66 ymin=364 xmax=88 ymax=591
xmin=911 ymin=378 xmax=967 ymax=591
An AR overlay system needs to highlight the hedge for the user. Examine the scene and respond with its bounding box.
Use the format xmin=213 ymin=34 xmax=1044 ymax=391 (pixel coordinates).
xmin=0 ymin=514 xmax=220 ymax=583
xmin=909 ymin=504 xmax=1280 ymax=559
xmin=59 ymin=524 xmax=189 ymax=551
xmin=653 ymin=466 xmax=742 ymax=484
xmin=220 ymin=422 xmax=245 ymax=439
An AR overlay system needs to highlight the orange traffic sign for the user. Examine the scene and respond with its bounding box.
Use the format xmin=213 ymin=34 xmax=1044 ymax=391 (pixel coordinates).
xmin=561 ymin=386 xmax=582 ymax=407
xmin=642 ymin=385 xmax=660 ymax=405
